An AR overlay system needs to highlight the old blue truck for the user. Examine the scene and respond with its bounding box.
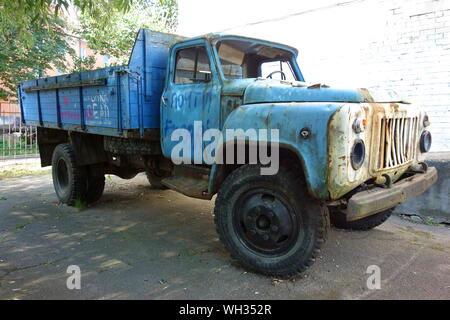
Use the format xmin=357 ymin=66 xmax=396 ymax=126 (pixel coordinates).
xmin=19 ymin=29 xmax=437 ymax=277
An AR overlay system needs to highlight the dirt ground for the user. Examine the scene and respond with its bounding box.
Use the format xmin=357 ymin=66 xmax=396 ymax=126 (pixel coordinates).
xmin=0 ymin=172 xmax=449 ymax=300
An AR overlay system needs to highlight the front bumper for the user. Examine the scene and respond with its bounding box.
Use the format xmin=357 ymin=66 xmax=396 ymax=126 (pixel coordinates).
xmin=346 ymin=167 xmax=438 ymax=221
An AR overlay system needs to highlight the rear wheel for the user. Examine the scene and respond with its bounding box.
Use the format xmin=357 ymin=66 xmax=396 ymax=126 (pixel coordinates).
xmin=330 ymin=208 xmax=394 ymax=231
xmin=214 ymin=163 xmax=329 ymax=278
xmin=85 ymin=164 xmax=105 ymax=204
xmin=51 ymin=143 xmax=87 ymax=206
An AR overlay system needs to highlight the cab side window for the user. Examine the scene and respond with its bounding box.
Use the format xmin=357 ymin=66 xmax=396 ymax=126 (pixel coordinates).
xmin=174 ymin=46 xmax=212 ymax=84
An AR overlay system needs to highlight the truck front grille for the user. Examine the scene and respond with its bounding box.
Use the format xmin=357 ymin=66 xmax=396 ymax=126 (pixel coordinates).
xmin=377 ymin=115 xmax=419 ymax=170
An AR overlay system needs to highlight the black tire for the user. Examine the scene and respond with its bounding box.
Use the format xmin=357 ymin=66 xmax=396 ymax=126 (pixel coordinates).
xmin=330 ymin=208 xmax=393 ymax=231
xmin=214 ymin=163 xmax=329 ymax=278
xmin=145 ymin=170 xmax=169 ymax=190
xmin=51 ymin=143 xmax=87 ymax=206
xmin=85 ymin=164 xmax=105 ymax=204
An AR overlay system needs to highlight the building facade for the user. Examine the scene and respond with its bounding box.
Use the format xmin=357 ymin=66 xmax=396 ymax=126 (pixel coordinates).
xmin=179 ymin=0 xmax=450 ymax=152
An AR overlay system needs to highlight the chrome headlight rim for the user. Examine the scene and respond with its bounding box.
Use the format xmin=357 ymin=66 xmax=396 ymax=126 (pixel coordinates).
xmin=420 ymin=130 xmax=432 ymax=153
xmin=350 ymin=139 xmax=366 ymax=170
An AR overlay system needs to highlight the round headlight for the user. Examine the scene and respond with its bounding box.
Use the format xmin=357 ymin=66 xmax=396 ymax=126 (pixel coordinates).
xmin=420 ymin=130 xmax=432 ymax=153
xmin=350 ymin=139 xmax=366 ymax=170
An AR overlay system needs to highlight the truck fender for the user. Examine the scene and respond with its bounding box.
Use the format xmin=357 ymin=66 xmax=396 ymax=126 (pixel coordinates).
xmin=207 ymin=102 xmax=342 ymax=200
xmin=208 ymin=140 xmax=317 ymax=197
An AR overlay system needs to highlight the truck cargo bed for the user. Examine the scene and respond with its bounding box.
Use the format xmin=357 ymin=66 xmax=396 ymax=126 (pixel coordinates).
xmin=19 ymin=29 xmax=185 ymax=138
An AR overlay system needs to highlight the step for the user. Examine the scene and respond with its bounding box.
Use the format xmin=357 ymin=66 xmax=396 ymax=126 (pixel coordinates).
xmin=161 ymin=165 xmax=212 ymax=199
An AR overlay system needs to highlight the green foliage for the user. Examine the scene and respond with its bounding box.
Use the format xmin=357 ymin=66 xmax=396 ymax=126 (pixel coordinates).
xmin=15 ymin=220 xmax=32 ymax=231
xmin=425 ymin=217 xmax=436 ymax=226
xmin=0 ymin=0 xmax=134 ymax=47
xmin=73 ymin=198 xmax=87 ymax=210
xmin=0 ymin=0 xmax=177 ymax=99
xmin=78 ymin=0 xmax=178 ymax=64
xmin=70 ymin=55 xmax=97 ymax=73
xmin=0 ymin=15 xmax=73 ymax=99
xmin=0 ymin=135 xmax=38 ymax=156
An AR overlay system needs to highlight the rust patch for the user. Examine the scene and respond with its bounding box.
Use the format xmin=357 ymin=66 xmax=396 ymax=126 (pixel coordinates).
xmin=358 ymin=88 xmax=374 ymax=102
xmin=390 ymin=103 xmax=399 ymax=113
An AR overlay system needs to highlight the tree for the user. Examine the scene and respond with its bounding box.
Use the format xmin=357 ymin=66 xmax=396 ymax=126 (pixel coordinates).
xmin=77 ymin=0 xmax=178 ymax=64
xmin=0 ymin=0 xmax=134 ymax=47
xmin=0 ymin=0 xmax=178 ymax=99
xmin=0 ymin=15 xmax=73 ymax=99
xmin=0 ymin=0 xmax=135 ymax=99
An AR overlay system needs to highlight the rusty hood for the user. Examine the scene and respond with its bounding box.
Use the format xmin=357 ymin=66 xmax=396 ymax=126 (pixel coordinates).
xmin=242 ymin=79 xmax=409 ymax=104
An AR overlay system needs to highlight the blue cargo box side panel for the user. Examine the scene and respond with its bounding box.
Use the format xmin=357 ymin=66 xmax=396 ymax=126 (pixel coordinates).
xmin=19 ymin=29 xmax=184 ymax=136
xmin=20 ymin=67 xmax=141 ymax=135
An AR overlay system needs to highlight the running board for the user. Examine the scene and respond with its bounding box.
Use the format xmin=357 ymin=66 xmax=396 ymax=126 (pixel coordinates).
xmin=161 ymin=165 xmax=212 ymax=200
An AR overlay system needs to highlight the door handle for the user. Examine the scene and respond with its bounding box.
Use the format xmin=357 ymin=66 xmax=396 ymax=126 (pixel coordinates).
xmin=161 ymin=96 xmax=168 ymax=107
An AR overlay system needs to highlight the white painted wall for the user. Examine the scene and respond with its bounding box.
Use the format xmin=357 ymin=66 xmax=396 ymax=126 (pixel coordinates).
xmin=178 ymin=0 xmax=450 ymax=152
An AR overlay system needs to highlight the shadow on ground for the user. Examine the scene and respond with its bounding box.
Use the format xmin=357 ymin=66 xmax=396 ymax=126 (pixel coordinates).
xmin=0 ymin=173 xmax=449 ymax=299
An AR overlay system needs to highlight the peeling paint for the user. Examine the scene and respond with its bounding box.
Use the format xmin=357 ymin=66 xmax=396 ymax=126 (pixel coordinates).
xmin=328 ymin=102 xmax=425 ymax=200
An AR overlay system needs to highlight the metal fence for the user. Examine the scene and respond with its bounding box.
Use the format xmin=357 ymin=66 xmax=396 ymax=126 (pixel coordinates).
xmin=0 ymin=101 xmax=39 ymax=161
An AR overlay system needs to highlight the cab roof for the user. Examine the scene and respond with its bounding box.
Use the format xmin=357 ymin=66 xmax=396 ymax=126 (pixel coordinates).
xmin=181 ymin=33 xmax=299 ymax=56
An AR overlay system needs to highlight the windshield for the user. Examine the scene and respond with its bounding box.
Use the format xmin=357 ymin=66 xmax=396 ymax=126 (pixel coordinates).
xmin=216 ymin=39 xmax=298 ymax=81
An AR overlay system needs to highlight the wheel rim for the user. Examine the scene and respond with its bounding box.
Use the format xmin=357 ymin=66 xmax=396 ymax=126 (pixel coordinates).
xmin=56 ymin=158 xmax=69 ymax=193
xmin=233 ymin=188 xmax=300 ymax=256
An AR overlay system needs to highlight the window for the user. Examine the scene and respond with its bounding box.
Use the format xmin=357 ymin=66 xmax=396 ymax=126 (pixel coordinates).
xmin=103 ymin=55 xmax=110 ymax=67
xmin=216 ymin=39 xmax=298 ymax=81
xmin=260 ymin=60 xmax=296 ymax=81
xmin=174 ymin=46 xmax=212 ymax=84
xmin=217 ymin=42 xmax=244 ymax=79
xmin=80 ymin=47 xmax=86 ymax=60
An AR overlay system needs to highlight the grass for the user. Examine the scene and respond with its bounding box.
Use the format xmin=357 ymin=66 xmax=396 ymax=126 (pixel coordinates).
xmin=73 ymin=198 xmax=87 ymax=211
xmin=0 ymin=138 xmax=38 ymax=156
xmin=0 ymin=166 xmax=51 ymax=180
xmin=15 ymin=221 xmax=32 ymax=231
xmin=425 ymin=217 xmax=437 ymax=226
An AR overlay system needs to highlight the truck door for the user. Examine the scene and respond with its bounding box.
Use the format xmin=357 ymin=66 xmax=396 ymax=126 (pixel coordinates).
xmin=161 ymin=40 xmax=221 ymax=164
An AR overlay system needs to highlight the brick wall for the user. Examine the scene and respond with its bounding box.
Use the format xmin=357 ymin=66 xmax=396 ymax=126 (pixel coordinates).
xmin=184 ymin=0 xmax=450 ymax=152
xmin=293 ymin=0 xmax=450 ymax=152
xmin=0 ymin=100 xmax=19 ymax=114
xmin=0 ymin=100 xmax=20 ymax=126
xmin=360 ymin=0 xmax=450 ymax=152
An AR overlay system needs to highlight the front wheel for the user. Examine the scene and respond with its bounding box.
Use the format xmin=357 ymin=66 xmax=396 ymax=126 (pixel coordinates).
xmin=214 ymin=163 xmax=329 ymax=278
xmin=330 ymin=208 xmax=394 ymax=231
